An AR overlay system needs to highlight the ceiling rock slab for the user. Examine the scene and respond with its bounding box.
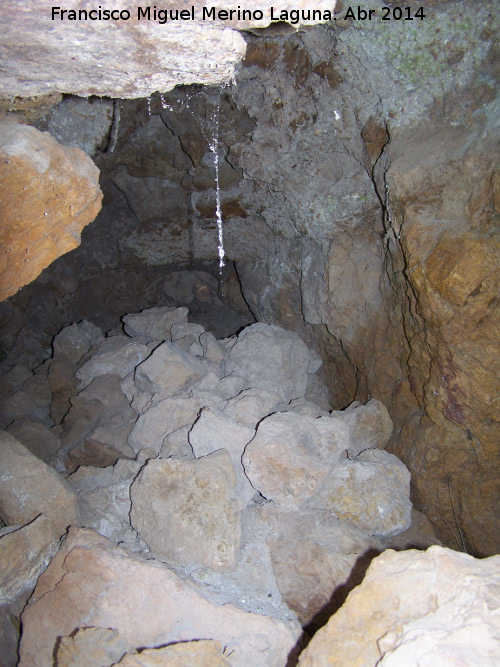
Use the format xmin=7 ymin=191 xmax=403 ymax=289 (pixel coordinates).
xmin=0 ymin=0 xmax=337 ymax=99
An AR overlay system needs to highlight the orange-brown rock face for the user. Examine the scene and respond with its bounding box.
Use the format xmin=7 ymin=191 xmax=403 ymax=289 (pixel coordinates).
xmin=0 ymin=115 xmax=102 ymax=301
xmin=380 ymin=124 xmax=500 ymax=556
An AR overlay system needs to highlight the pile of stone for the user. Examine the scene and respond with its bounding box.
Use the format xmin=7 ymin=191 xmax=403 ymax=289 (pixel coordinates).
xmin=0 ymin=306 xmax=429 ymax=664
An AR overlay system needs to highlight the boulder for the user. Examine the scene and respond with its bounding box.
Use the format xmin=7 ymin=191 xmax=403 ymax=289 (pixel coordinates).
xmin=222 ymin=323 xmax=312 ymax=403
xmin=0 ymin=431 xmax=80 ymax=538
xmin=69 ymin=459 xmax=146 ymax=552
xmin=55 ymin=626 xmax=129 ymax=667
xmin=307 ymin=448 xmax=412 ymax=538
xmin=48 ymin=357 xmax=80 ymax=424
xmin=76 ymin=336 xmax=150 ymax=386
xmin=6 ymin=418 xmax=60 ymax=466
xmin=340 ymin=398 xmax=393 ymax=456
xmin=0 ymin=115 xmax=102 ymax=301
xmin=134 ymin=341 xmax=205 ymax=397
xmin=298 ymin=546 xmax=500 ymax=666
xmin=61 ymin=375 xmax=137 ymax=470
xmin=116 ymin=641 xmax=230 ymax=666
xmin=189 ymin=408 xmax=256 ymax=506
xmin=264 ymin=505 xmax=382 ymax=626
xmin=242 ymin=411 xmax=348 ymax=510
xmin=128 ymin=396 xmax=201 ymax=454
xmin=19 ymin=528 xmax=301 ymax=667
xmin=0 ymin=515 xmax=58 ymax=605
xmin=52 ymin=320 xmax=103 ymax=364
xmin=130 ymin=450 xmax=241 ymax=571
xmin=222 ymin=387 xmax=281 ymax=426
xmin=122 ymin=306 xmax=188 ymax=343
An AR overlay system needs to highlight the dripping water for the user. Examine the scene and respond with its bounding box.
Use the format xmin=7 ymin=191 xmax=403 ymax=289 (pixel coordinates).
xmin=208 ymin=91 xmax=226 ymax=276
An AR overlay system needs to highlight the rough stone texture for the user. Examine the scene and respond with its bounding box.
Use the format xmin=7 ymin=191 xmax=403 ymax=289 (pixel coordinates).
xmin=298 ymin=546 xmax=500 ymax=666
xmin=19 ymin=528 xmax=301 ymax=667
xmin=242 ymin=411 xmax=348 ymax=509
xmin=76 ymin=336 xmax=150 ymax=386
xmin=264 ymin=505 xmax=382 ymax=627
xmin=0 ymin=1 xmax=335 ymax=99
xmin=53 ymin=320 xmax=103 ymax=364
xmin=307 ymin=449 xmax=412 ymax=538
xmin=122 ymin=306 xmax=188 ymax=343
xmin=223 ymin=323 xmax=312 ymax=403
xmin=61 ymin=374 xmax=137 ymax=470
xmin=6 ymin=417 xmax=60 ymax=466
xmin=0 ymin=115 xmax=102 ymax=300
xmin=189 ymin=408 xmax=256 ymax=506
xmin=0 ymin=430 xmax=80 ymax=538
xmin=43 ymin=97 xmax=114 ymax=156
xmin=377 ymin=123 xmax=500 ymax=555
xmin=0 ymin=515 xmax=58 ymax=604
xmin=116 ymin=641 xmax=231 ymax=667
xmin=340 ymin=399 xmax=393 ymax=457
xmin=134 ymin=341 xmax=205 ymax=397
xmin=69 ymin=459 xmax=146 ymax=553
xmin=222 ymin=387 xmax=281 ymax=425
xmin=128 ymin=395 xmax=201 ymax=454
xmin=55 ymin=626 xmax=129 ymax=667
xmin=130 ymin=450 xmax=241 ymax=570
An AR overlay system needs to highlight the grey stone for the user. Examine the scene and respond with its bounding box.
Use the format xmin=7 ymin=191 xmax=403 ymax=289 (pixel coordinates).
xmin=19 ymin=528 xmax=301 ymax=667
xmin=340 ymin=398 xmax=393 ymax=456
xmin=307 ymin=448 xmax=412 ymax=538
xmin=222 ymin=387 xmax=281 ymax=426
xmin=76 ymin=336 xmax=150 ymax=386
xmin=130 ymin=450 xmax=241 ymax=571
xmin=128 ymin=396 xmax=201 ymax=454
xmin=223 ymin=323 xmax=312 ymax=403
xmin=189 ymin=408 xmax=256 ymax=507
xmin=45 ymin=97 xmax=113 ymax=157
xmin=0 ymin=430 xmax=80 ymax=539
xmin=134 ymin=341 xmax=205 ymax=397
xmin=122 ymin=306 xmax=188 ymax=343
xmin=242 ymin=411 xmax=348 ymax=510
xmin=53 ymin=320 xmax=103 ymax=365
xmin=0 ymin=515 xmax=58 ymax=605
xmin=6 ymin=418 xmax=60 ymax=466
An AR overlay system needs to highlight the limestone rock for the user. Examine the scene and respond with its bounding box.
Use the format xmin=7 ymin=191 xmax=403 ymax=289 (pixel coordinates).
xmin=76 ymin=336 xmax=150 ymax=386
xmin=19 ymin=528 xmax=301 ymax=667
xmin=242 ymin=412 xmax=348 ymax=510
xmin=48 ymin=357 xmax=80 ymax=424
xmin=55 ymin=626 xmax=129 ymax=667
xmin=130 ymin=450 xmax=241 ymax=570
xmin=298 ymin=546 xmax=500 ymax=666
xmin=53 ymin=320 xmax=103 ymax=364
xmin=45 ymin=97 xmax=114 ymax=157
xmin=222 ymin=387 xmax=281 ymax=426
xmin=116 ymin=641 xmax=230 ymax=666
xmin=69 ymin=459 xmax=145 ymax=552
xmin=6 ymin=418 xmax=60 ymax=466
xmin=61 ymin=375 xmax=137 ymax=470
xmin=134 ymin=341 xmax=205 ymax=397
xmin=0 ymin=115 xmax=102 ymax=301
xmin=0 ymin=430 xmax=80 ymax=538
xmin=0 ymin=390 xmax=41 ymax=429
xmin=307 ymin=449 xmax=412 ymax=538
xmin=128 ymin=396 xmax=201 ymax=454
xmin=200 ymin=331 xmax=227 ymax=363
xmin=189 ymin=408 xmax=256 ymax=506
xmin=340 ymin=398 xmax=393 ymax=456
xmin=222 ymin=323 xmax=311 ymax=403
xmin=264 ymin=505 xmax=382 ymax=627
xmin=171 ymin=321 xmax=206 ymax=351
xmin=122 ymin=306 xmax=188 ymax=343
xmin=0 ymin=515 xmax=58 ymax=604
